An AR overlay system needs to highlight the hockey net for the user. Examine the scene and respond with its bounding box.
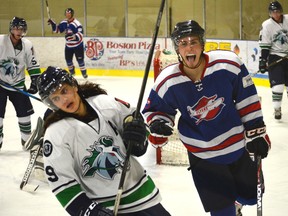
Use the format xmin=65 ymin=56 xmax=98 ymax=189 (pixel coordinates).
xmin=153 ymin=49 xmax=189 ymax=165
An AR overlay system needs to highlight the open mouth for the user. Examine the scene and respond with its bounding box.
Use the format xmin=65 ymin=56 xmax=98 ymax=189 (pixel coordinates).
xmin=186 ymin=54 xmax=196 ymax=63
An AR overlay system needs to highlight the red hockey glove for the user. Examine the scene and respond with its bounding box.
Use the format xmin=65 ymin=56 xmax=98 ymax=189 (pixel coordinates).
xmin=148 ymin=120 xmax=173 ymax=148
xmin=148 ymin=134 xmax=168 ymax=148
xmin=245 ymin=125 xmax=271 ymax=159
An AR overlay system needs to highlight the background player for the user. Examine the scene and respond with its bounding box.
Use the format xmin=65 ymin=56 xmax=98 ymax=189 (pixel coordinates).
xmin=0 ymin=17 xmax=41 ymax=150
xmin=48 ymin=8 xmax=88 ymax=79
xmin=259 ymin=1 xmax=288 ymax=120
xmin=142 ymin=20 xmax=271 ymax=216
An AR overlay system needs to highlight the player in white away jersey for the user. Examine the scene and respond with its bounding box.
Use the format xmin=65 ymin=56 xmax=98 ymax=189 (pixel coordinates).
xmin=36 ymin=66 xmax=171 ymax=216
xmin=259 ymin=1 xmax=288 ymax=120
xmin=0 ymin=17 xmax=41 ymax=149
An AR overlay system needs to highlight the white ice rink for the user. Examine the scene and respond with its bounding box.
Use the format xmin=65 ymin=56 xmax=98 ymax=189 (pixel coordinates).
xmin=0 ymin=76 xmax=287 ymax=216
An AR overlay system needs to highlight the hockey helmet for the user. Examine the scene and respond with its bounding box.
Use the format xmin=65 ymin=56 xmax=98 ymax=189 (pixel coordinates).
xmin=171 ymin=20 xmax=205 ymax=50
xmin=37 ymin=66 xmax=77 ymax=110
xmin=268 ymin=1 xmax=283 ymax=13
xmin=65 ymin=8 xmax=74 ymax=17
xmin=9 ymin=17 xmax=27 ymax=36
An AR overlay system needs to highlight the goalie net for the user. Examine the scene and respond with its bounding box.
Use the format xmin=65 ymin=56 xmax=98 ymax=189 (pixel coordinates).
xmin=153 ymin=49 xmax=189 ymax=165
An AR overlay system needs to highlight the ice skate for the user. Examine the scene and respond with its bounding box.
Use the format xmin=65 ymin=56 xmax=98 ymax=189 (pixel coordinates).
xmin=274 ymin=107 xmax=281 ymax=120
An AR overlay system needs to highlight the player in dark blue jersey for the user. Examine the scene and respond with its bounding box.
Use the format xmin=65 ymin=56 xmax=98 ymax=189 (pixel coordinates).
xmin=143 ymin=20 xmax=271 ymax=216
xmin=48 ymin=8 xmax=88 ymax=79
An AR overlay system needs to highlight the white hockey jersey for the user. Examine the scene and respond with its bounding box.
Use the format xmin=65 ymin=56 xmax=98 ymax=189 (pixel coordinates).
xmin=0 ymin=34 xmax=40 ymax=90
xmin=43 ymin=94 xmax=161 ymax=214
xmin=259 ymin=14 xmax=288 ymax=56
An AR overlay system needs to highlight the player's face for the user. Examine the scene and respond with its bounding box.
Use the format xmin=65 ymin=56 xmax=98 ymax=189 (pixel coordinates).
xmin=65 ymin=12 xmax=73 ymax=20
xmin=10 ymin=26 xmax=26 ymax=39
xmin=49 ymin=83 xmax=83 ymax=114
xmin=270 ymin=10 xmax=282 ymax=23
xmin=177 ymin=36 xmax=203 ymax=68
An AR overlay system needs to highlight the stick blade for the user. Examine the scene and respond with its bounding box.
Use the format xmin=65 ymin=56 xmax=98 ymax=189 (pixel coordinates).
xmin=21 ymin=184 xmax=40 ymax=193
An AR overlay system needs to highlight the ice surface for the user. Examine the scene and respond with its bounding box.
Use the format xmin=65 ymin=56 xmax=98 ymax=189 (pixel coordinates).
xmin=0 ymin=76 xmax=287 ymax=216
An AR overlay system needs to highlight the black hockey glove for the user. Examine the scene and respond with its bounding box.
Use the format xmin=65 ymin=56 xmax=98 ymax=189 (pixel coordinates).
xmin=122 ymin=115 xmax=148 ymax=157
xmin=245 ymin=123 xmax=271 ymax=159
xmin=27 ymin=75 xmax=39 ymax=94
xmin=80 ymin=202 xmax=113 ymax=216
xmin=47 ymin=19 xmax=56 ymax=32
xmin=149 ymin=119 xmax=173 ymax=137
xmin=259 ymin=57 xmax=268 ymax=74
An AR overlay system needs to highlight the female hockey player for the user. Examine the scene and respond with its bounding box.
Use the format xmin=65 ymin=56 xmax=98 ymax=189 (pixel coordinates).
xmin=36 ymin=66 xmax=171 ymax=216
xmin=142 ymin=20 xmax=271 ymax=216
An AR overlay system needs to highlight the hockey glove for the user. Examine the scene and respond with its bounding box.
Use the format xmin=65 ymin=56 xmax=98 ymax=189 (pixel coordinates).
xmin=148 ymin=120 xmax=173 ymax=148
xmin=80 ymin=202 xmax=113 ymax=216
xmin=122 ymin=115 xmax=148 ymax=157
xmin=27 ymin=75 xmax=39 ymax=94
xmin=245 ymin=124 xmax=271 ymax=159
xmin=259 ymin=57 xmax=268 ymax=74
xmin=47 ymin=19 xmax=57 ymax=32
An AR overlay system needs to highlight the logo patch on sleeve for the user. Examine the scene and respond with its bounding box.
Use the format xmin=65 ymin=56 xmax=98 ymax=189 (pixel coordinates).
xmin=242 ymin=75 xmax=253 ymax=88
xmin=43 ymin=140 xmax=53 ymax=157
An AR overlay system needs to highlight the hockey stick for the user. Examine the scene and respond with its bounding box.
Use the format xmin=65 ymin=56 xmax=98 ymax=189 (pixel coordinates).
xmin=45 ymin=0 xmax=51 ymax=19
xmin=256 ymin=155 xmax=263 ymax=216
xmin=20 ymin=144 xmax=42 ymax=192
xmin=113 ymin=0 xmax=166 ymax=215
xmin=20 ymin=117 xmax=44 ymax=192
xmin=252 ymin=55 xmax=288 ymax=76
xmin=0 ymin=80 xmax=42 ymax=102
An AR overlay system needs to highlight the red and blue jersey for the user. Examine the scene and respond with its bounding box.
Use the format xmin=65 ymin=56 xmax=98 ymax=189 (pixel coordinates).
xmin=56 ymin=18 xmax=83 ymax=48
xmin=142 ymin=50 xmax=264 ymax=164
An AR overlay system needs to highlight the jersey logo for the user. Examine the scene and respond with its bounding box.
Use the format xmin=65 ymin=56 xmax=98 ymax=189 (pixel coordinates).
xmin=273 ymin=29 xmax=288 ymax=45
xmin=187 ymin=95 xmax=225 ymax=124
xmin=82 ymin=135 xmax=125 ymax=180
xmin=0 ymin=57 xmax=20 ymax=78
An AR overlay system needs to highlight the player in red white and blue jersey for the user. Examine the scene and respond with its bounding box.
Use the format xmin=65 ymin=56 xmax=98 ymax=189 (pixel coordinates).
xmin=142 ymin=20 xmax=271 ymax=216
xmin=48 ymin=8 xmax=88 ymax=79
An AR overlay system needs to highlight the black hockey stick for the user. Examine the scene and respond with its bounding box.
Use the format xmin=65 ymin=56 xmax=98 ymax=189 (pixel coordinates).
xmin=113 ymin=0 xmax=166 ymax=215
xmin=20 ymin=117 xmax=44 ymax=192
xmin=0 ymin=80 xmax=42 ymax=102
xmin=45 ymin=0 xmax=51 ymax=19
xmin=256 ymin=155 xmax=263 ymax=216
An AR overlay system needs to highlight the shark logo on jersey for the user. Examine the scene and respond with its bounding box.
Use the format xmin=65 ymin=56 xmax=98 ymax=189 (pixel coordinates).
xmin=0 ymin=57 xmax=20 ymax=79
xmin=82 ymin=135 xmax=126 ymax=180
xmin=273 ymin=29 xmax=288 ymax=45
xmin=187 ymin=94 xmax=225 ymax=124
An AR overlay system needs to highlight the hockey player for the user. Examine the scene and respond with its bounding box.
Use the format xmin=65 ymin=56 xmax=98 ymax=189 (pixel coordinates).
xmin=142 ymin=20 xmax=271 ymax=216
xmin=0 ymin=17 xmax=41 ymax=150
xmin=36 ymin=66 xmax=171 ymax=216
xmin=47 ymin=8 xmax=88 ymax=79
xmin=259 ymin=1 xmax=288 ymax=120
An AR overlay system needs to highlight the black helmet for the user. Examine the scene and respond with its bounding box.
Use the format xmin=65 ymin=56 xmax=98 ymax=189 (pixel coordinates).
xmin=37 ymin=66 xmax=77 ymax=110
xmin=268 ymin=1 xmax=283 ymax=13
xmin=9 ymin=17 xmax=27 ymax=36
xmin=64 ymin=8 xmax=74 ymax=17
xmin=171 ymin=20 xmax=205 ymax=49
